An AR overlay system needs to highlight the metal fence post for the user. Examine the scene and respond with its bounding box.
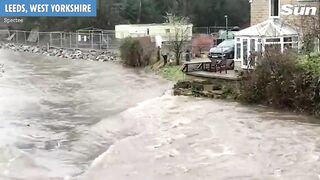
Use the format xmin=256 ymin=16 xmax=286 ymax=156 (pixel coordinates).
xmin=15 ymin=30 xmax=18 ymax=43
xmin=76 ymin=32 xmax=78 ymax=49
xmin=91 ymin=32 xmax=94 ymax=49
xmin=49 ymin=33 xmax=52 ymax=47
xmin=24 ymin=31 xmax=27 ymax=44
xmin=107 ymin=34 xmax=110 ymax=49
xmin=69 ymin=32 xmax=72 ymax=48
xmin=37 ymin=32 xmax=40 ymax=46
xmin=99 ymin=33 xmax=102 ymax=50
xmin=60 ymin=32 xmax=63 ymax=48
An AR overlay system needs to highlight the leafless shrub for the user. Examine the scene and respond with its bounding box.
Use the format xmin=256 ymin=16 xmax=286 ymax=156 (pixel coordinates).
xmin=120 ymin=37 xmax=155 ymax=67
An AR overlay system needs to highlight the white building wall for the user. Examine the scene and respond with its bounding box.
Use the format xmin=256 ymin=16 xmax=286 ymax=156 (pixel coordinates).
xmin=115 ymin=24 xmax=193 ymax=42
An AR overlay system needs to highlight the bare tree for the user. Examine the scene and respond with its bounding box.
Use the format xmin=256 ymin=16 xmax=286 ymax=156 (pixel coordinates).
xmin=299 ymin=14 xmax=320 ymax=52
xmin=293 ymin=1 xmax=320 ymax=52
xmin=165 ymin=13 xmax=191 ymax=65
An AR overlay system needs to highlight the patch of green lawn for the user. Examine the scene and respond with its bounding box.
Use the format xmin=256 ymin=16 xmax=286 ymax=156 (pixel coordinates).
xmin=160 ymin=65 xmax=185 ymax=81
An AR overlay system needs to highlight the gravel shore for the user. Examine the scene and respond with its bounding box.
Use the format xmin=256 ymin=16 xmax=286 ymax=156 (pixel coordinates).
xmin=0 ymin=42 xmax=118 ymax=62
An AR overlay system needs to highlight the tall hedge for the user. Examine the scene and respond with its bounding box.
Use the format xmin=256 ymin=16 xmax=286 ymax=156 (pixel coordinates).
xmin=240 ymin=51 xmax=320 ymax=116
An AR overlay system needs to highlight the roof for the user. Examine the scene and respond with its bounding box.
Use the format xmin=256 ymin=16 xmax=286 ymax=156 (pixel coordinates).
xmin=76 ymin=27 xmax=115 ymax=33
xmin=234 ymin=18 xmax=299 ymax=37
xmin=116 ymin=23 xmax=193 ymax=27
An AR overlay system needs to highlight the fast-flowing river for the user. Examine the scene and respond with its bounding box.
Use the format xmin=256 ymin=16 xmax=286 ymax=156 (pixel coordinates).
xmin=0 ymin=49 xmax=320 ymax=180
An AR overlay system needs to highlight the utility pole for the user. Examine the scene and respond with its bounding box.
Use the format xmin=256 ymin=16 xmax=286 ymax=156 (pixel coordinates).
xmin=137 ymin=0 xmax=142 ymax=23
xmin=183 ymin=0 xmax=188 ymax=16
xmin=225 ymin=15 xmax=228 ymax=40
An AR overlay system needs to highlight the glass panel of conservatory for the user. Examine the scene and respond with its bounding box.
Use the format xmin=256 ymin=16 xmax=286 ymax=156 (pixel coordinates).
xmin=265 ymin=44 xmax=281 ymax=52
xmin=284 ymin=43 xmax=292 ymax=49
xmin=243 ymin=39 xmax=248 ymax=65
xmin=284 ymin=37 xmax=292 ymax=42
xmin=284 ymin=43 xmax=293 ymax=52
xmin=292 ymin=42 xmax=299 ymax=50
xmin=266 ymin=38 xmax=281 ymax=42
xmin=250 ymin=39 xmax=255 ymax=52
xmin=292 ymin=36 xmax=299 ymax=42
xmin=258 ymin=39 xmax=262 ymax=52
xmin=236 ymin=43 xmax=241 ymax=59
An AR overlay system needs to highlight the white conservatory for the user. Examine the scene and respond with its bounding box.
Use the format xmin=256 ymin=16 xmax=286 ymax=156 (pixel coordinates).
xmin=234 ymin=18 xmax=299 ymax=70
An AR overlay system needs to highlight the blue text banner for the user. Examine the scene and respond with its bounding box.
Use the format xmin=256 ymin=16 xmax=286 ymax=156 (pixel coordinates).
xmin=0 ymin=0 xmax=97 ymax=17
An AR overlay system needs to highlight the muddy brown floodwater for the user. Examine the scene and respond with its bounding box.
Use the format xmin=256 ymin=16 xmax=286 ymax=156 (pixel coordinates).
xmin=0 ymin=50 xmax=319 ymax=180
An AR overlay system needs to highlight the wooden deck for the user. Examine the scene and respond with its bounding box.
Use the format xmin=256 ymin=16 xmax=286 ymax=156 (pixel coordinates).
xmin=182 ymin=58 xmax=241 ymax=81
xmin=186 ymin=70 xmax=241 ymax=81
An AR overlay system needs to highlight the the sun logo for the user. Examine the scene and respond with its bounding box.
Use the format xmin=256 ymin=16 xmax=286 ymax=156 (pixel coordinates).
xmin=281 ymin=4 xmax=318 ymax=16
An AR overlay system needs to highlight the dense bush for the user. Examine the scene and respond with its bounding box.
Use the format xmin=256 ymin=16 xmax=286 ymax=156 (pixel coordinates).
xmin=240 ymin=51 xmax=320 ymax=115
xmin=120 ymin=37 xmax=156 ymax=67
xmin=299 ymin=53 xmax=320 ymax=76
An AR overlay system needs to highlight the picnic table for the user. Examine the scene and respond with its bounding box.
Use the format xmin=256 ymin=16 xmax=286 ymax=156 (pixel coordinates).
xmin=181 ymin=59 xmax=213 ymax=73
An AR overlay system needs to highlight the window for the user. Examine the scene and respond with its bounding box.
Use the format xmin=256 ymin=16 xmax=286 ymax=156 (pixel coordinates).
xmin=284 ymin=37 xmax=292 ymax=42
xmin=266 ymin=38 xmax=280 ymax=42
xmin=257 ymin=39 xmax=262 ymax=52
xmin=236 ymin=43 xmax=241 ymax=59
xmin=250 ymin=39 xmax=256 ymax=52
xmin=243 ymin=39 xmax=248 ymax=65
xmin=284 ymin=43 xmax=292 ymax=49
xmin=265 ymin=44 xmax=281 ymax=52
xmin=270 ymin=0 xmax=279 ymax=17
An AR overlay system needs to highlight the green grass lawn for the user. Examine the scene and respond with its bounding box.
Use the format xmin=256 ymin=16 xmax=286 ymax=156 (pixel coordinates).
xmin=160 ymin=65 xmax=185 ymax=81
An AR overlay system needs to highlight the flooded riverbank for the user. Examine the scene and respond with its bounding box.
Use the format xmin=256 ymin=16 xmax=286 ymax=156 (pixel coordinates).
xmin=0 ymin=49 xmax=319 ymax=180
xmin=0 ymin=49 xmax=171 ymax=179
xmin=82 ymin=95 xmax=320 ymax=180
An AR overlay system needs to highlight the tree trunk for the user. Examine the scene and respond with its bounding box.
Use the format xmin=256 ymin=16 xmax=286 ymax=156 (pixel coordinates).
xmin=176 ymin=52 xmax=180 ymax=65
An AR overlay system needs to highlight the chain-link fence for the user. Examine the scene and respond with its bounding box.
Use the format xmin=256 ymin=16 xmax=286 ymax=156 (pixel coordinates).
xmin=193 ymin=26 xmax=239 ymax=35
xmin=0 ymin=29 xmax=120 ymax=51
xmin=0 ymin=26 xmax=238 ymax=56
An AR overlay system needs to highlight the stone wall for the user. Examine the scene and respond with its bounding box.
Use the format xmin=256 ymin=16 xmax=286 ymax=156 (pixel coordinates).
xmin=173 ymin=77 xmax=241 ymax=100
xmin=250 ymin=0 xmax=269 ymax=26
xmin=172 ymin=73 xmax=242 ymax=99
